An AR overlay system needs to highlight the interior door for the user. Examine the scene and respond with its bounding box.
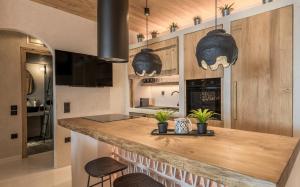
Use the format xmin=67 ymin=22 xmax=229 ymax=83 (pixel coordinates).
xmin=231 ymin=6 xmax=293 ymax=136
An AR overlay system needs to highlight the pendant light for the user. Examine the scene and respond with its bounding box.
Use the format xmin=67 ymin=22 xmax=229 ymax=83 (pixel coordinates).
xmin=132 ymin=0 xmax=162 ymax=77
xmin=98 ymin=0 xmax=129 ymax=62
xmin=196 ymin=0 xmax=238 ymax=70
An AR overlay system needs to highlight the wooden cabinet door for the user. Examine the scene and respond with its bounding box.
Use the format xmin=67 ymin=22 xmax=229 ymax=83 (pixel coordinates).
xmin=184 ymin=26 xmax=223 ymax=80
xmin=231 ymin=6 xmax=293 ymax=136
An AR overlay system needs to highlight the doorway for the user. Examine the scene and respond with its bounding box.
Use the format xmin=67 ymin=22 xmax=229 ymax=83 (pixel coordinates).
xmin=21 ymin=47 xmax=54 ymax=157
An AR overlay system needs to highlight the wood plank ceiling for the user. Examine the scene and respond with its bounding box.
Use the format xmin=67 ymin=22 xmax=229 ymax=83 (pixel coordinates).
xmin=31 ymin=0 xmax=260 ymax=35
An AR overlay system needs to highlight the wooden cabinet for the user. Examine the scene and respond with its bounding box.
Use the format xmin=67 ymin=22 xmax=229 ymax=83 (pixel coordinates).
xmin=231 ymin=6 xmax=293 ymax=136
xmin=128 ymin=37 xmax=178 ymax=77
xmin=184 ymin=26 xmax=223 ymax=80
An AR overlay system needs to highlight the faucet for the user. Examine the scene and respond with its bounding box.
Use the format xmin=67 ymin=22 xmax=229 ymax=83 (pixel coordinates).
xmin=171 ymin=91 xmax=179 ymax=96
xmin=171 ymin=91 xmax=180 ymax=107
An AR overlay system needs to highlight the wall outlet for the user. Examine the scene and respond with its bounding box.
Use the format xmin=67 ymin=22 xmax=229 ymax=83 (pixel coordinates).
xmin=10 ymin=105 xmax=18 ymax=116
xmin=65 ymin=137 xmax=71 ymax=143
xmin=11 ymin=133 xmax=18 ymax=139
xmin=64 ymin=102 xmax=70 ymax=113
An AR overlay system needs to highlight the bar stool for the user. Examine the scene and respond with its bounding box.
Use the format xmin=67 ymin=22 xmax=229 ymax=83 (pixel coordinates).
xmin=85 ymin=157 xmax=127 ymax=187
xmin=114 ymin=173 xmax=165 ymax=187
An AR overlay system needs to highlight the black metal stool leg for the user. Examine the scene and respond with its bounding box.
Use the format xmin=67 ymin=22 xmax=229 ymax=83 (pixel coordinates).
xmin=87 ymin=175 xmax=90 ymax=187
xmin=101 ymin=177 xmax=103 ymax=187
xmin=109 ymin=175 xmax=112 ymax=187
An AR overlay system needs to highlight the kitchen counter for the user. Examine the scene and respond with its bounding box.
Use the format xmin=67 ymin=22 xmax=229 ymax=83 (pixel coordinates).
xmin=58 ymin=117 xmax=300 ymax=187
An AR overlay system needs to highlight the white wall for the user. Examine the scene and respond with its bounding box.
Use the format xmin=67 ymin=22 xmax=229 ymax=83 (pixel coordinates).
xmin=0 ymin=0 xmax=127 ymax=167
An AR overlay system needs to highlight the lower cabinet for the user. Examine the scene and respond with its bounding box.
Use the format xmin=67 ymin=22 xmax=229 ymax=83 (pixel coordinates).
xmin=231 ymin=6 xmax=293 ymax=136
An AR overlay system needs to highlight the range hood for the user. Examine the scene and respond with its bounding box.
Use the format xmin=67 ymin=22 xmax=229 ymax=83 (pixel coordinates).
xmin=97 ymin=0 xmax=129 ymax=62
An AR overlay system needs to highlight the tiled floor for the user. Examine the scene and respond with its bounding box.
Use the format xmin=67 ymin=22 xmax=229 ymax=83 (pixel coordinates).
xmin=0 ymin=151 xmax=71 ymax=187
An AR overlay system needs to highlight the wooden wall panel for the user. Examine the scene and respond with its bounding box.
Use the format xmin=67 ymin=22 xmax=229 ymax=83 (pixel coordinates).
xmin=184 ymin=26 xmax=224 ymax=80
xmin=231 ymin=6 xmax=293 ymax=136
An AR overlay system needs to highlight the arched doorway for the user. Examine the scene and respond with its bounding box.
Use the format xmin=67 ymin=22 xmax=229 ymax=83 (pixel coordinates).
xmin=0 ymin=30 xmax=54 ymax=159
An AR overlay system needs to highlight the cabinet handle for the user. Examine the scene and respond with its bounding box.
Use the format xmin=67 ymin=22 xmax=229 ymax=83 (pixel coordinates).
xmin=233 ymin=81 xmax=238 ymax=120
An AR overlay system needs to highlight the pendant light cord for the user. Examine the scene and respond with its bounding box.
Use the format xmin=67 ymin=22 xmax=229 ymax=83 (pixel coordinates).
xmin=215 ymin=0 xmax=217 ymax=30
xmin=145 ymin=0 xmax=149 ymax=48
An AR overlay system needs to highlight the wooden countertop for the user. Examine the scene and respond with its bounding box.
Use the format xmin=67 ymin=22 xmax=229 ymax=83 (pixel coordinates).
xmin=58 ymin=117 xmax=300 ymax=187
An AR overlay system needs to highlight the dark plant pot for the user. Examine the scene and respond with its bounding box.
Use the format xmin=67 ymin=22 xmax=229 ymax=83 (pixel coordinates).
xmin=197 ymin=123 xmax=207 ymax=134
xmin=151 ymin=33 xmax=158 ymax=39
xmin=158 ymin=122 xmax=168 ymax=133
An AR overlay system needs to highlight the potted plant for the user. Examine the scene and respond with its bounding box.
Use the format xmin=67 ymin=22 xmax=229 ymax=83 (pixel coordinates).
xmin=154 ymin=110 xmax=173 ymax=133
xmin=188 ymin=109 xmax=216 ymax=134
xmin=137 ymin=33 xmax=145 ymax=42
xmin=219 ymin=3 xmax=234 ymax=17
xmin=169 ymin=22 xmax=178 ymax=33
xmin=150 ymin=30 xmax=159 ymax=38
xmin=193 ymin=16 xmax=201 ymax=25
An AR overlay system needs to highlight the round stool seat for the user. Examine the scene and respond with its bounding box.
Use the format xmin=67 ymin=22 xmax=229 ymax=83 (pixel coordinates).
xmin=85 ymin=157 xmax=127 ymax=178
xmin=114 ymin=173 xmax=164 ymax=187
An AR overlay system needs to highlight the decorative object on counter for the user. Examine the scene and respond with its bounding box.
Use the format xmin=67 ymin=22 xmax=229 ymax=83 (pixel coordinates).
xmin=97 ymin=0 xmax=128 ymax=62
xmin=188 ymin=109 xmax=216 ymax=134
xmin=196 ymin=0 xmax=238 ymax=71
xmin=193 ymin=16 xmax=201 ymax=25
xmin=169 ymin=22 xmax=179 ymax=33
xmin=219 ymin=3 xmax=234 ymax=17
xmin=262 ymin=0 xmax=273 ymax=4
xmin=174 ymin=118 xmax=193 ymax=134
xmin=132 ymin=0 xmax=162 ymax=77
xmin=154 ymin=110 xmax=173 ymax=133
xmin=150 ymin=30 xmax=159 ymax=38
xmin=137 ymin=33 xmax=145 ymax=42
xmin=151 ymin=129 xmax=215 ymax=136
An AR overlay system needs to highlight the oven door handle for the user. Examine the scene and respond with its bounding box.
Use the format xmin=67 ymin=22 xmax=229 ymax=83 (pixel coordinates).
xmin=233 ymin=81 xmax=238 ymax=120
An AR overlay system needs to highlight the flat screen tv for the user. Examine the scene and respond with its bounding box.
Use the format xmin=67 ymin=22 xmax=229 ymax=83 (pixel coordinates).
xmin=55 ymin=50 xmax=113 ymax=87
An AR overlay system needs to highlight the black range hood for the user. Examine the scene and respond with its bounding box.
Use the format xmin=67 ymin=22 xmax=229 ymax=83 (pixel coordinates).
xmin=97 ymin=0 xmax=129 ymax=63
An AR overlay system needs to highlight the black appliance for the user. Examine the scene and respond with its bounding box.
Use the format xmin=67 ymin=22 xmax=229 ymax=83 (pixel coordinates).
xmin=186 ymin=78 xmax=221 ymax=120
xmin=83 ymin=114 xmax=139 ymax=123
xmin=55 ymin=50 xmax=113 ymax=87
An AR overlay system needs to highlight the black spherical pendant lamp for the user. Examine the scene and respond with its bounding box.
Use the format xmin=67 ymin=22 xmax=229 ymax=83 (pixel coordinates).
xmin=196 ymin=0 xmax=238 ymax=70
xmin=132 ymin=0 xmax=162 ymax=77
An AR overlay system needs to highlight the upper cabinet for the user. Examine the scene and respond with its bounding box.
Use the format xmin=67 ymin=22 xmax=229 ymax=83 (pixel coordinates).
xmin=128 ymin=37 xmax=178 ymax=77
xmin=231 ymin=6 xmax=293 ymax=136
xmin=184 ymin=26 xmax=224 ymax=80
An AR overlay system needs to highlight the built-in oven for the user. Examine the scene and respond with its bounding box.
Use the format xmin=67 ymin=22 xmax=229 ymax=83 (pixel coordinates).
xmin=186 ymin=78 xmax=221 ymax=120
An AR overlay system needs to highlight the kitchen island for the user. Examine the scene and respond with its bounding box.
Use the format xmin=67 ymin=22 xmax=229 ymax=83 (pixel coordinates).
xmin=58 ymin=117 xmax=300 ymax=187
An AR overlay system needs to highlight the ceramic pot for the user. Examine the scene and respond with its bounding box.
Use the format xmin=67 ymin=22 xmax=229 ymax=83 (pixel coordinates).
xmin=170 ymin=26 xmax=177 ymax=33
xmin=262 ymin=0 xmax=273 ymax=4
xmin=174 ymin=118 xmax=192 ymax=134
xmin=197 ymin=123 xmax=207 ymax=134
xmin=221 ymin=9 xmax=231 ymax=17
xmin=151 ymin=32 xmax=158 ymax=39
xmin=158 ymin=122 xmax=168 ymax=133
xmin=194 ymin=17 xmax=201 ymax=25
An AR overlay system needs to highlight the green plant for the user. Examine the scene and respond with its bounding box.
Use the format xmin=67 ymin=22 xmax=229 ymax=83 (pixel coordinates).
xmin=137 ymin=33 xmax=145 ymax=39
xmin=188 ymin=109 xmax=217 ymax=123
xmin=219 ymin=3 xmax=234 ymax=11
xmin=169 ymin=22 xmax=178 ymax=29
xmin=154 ymin=110 xmax=173 ymax=123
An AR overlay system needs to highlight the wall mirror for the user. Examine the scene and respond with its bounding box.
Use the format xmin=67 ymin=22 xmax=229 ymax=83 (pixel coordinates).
xmin=26 ymin=70 xmax=35 ymax=95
